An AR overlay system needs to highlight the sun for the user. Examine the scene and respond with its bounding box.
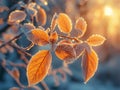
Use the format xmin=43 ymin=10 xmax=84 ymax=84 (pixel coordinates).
xmin=104 ymin=6 xmax=113 ymax=16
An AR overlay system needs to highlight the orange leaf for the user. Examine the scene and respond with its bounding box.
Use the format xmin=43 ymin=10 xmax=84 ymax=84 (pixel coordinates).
xmin=27 ymin=29 xmax=49 ymax=46
xmin=82 ymin=49 xmax=98 ymax=83
xmin=55 ymin=43 xmax=76 ymax=63
xmin=57 ymin=13 xmax=72 ymax=34
xmin=8 ymin=10 xmax=26 ymax=24
xmin=87 ymin=34 xmax=106 ymax=46
xmin=27 ymin=50 xmax=52 ymax=86
xmin=36 ymin=6 xmax=47 ymax=26
xmin=75 ymin=17 xmax=87 ymax=37
xmin=50 ymin=31 xmax=58 ymax=43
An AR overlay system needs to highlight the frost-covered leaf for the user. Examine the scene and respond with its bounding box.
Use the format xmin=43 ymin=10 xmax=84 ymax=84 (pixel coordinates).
xmin=22 ymin=23 xmax=35 ymax=33
xmin=27 ymin=29 xmax=49 ymax=46
xmin=75 ymin=17 xmax=87 ymax=37
xmin=50 ymin=13 xmax=57 ymax=31
xmin=82 ymin=49 xmax=98 ymax=83
xmin=8 ymin=10 xmax=26 ymax=24
xmin=27 ymin=50 xmax=52 ymax=86
xmin=35 ymin=6 xmax=47 ymax=26
xmin=55 ymin=43 xmax=76 ymax=63
xmin=73 ymin=42 xmax=90 ymax=59
xmin=87 ymin=34 xmax=106 ymax=46
xmin=57 ymin=13 xmax=72 ymax=34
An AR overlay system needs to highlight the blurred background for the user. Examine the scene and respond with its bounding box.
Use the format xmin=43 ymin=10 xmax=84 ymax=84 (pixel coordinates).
xmin=0 ymin=0 xmax=120 ymax=90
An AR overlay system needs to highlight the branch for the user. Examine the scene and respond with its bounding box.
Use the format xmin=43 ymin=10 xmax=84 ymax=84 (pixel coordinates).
xmin=58 ymin=34 xmax=80 ymax=42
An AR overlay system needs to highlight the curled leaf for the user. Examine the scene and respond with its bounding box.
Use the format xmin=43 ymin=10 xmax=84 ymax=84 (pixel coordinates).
xmin=27 ymin=29 xmax=49 ymax=46
xmin=75 ymin=17 xmax=87 ymax=37
xmin=87 ymin=34 xmax=106 ymax=46
xmin=27 ymin=50 xmax=52 ymax=86
xmin=57 ymin=13 xmax=72 ymax=34
xmin=50 ymin=13 xmax=57 ymax=31
xmin=50 ymin=31 xmax=58 ymax=43
xmin=55 ymin=43 xmax=76 ymax=63
xmin=82 ymin=49 xmax=98 ymax=83
xmin=35 ymin=6 xmax=47 ymax=26
xmin=8 ymin=10 xmax=26 ymax=24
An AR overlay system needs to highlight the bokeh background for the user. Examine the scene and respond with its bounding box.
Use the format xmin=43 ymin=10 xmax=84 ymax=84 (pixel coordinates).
xmin=0 ymin=0 xmax=120 ymax=90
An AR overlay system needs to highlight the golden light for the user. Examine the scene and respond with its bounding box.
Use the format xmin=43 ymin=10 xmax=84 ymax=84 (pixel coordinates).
xmin=104 ymin=6 xmax=113 ymax=16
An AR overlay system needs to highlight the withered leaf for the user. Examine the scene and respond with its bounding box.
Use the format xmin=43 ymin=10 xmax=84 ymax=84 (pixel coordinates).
xmin=73 ymin=42 xmax=91 ymax=59
xmin=27 ymin=50 xmax=52 ymax=86
xmin=57 ymin=13 xmax=72 ymax=34
xmin=87 ymin=34 xmax=106 ymax=46
xmin=8 ymin=10 xmax=26 ymax=24
xmin=36 ymin=6 xmax=47 ymax=26
xmin=55 ymin=43 xmax=76 ymax=63
xmin=27 ymin=29 xmax=49 ymax=46
xmin=82 ymin=49 xmax=98 ymax=83
xmin=75 ymin=17 xmax=87 ymax=37
xmin=50 ymin=31 xmax=58 ymax=43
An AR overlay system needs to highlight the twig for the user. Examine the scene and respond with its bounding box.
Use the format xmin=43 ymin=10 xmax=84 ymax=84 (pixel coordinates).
xmin=1 ymin=62 xmax=26 ymax=88
xmin=58 ymin=34 xmax=80 ymax=42
xmin=9 ymin=61 xmax=27 ymax=68
xmin=0 ymin=33 xmax=23 ymax=48
xmin=40 ymin=81 xmax=49 ymax=90
xmin=10 ymin=43 xmax=32 ymax=57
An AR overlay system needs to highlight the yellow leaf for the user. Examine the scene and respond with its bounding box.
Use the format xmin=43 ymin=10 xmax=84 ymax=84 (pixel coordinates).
xmin=87 ymin=34 xmax=106 ymax=46
xmin=27 ymin=50 xmax=52 ymax=86
xmin=55 ymin=43 xmax=76 ymax=63
xmin=75 ymin=17 xmax=87 ymax=37
xmin=82 ymin=49 xmax=98 ymax=83
xmin=8 ymin=10 xmax=26 ymax=24
xmin=57 ymin=13 xmax=72 ymax=34
xmin=27 ymin=29 xmax=49 ymax=46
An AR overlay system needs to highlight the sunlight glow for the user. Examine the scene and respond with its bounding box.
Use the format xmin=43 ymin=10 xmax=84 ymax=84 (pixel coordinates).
xmin=104 ymin=6 xmax=113 ymax=16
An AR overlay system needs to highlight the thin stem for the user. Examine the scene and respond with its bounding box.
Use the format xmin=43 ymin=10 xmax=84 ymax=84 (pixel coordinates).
xmin=0 ymin=33 xmax=23 ymax=48
xmin=58 ymin=34 xmax=80 ymax=42
xmin=40 ymin=81 xmax=49 ymax=90
xmin=1 ymin=63 xmax=26 ymax=88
